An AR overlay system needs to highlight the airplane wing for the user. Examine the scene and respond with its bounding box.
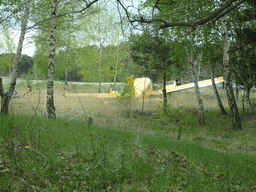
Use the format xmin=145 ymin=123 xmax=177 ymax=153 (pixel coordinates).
xmin=151 ymin=77 xmax=224 ymax=96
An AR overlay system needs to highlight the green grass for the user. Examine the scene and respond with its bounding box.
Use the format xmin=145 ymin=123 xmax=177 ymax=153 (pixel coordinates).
xmin=1 ymin=113 xmax=255 ymax=191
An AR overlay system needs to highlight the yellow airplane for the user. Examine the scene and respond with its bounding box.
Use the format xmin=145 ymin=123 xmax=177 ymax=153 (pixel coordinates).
xmin=65 ymin=76 xmax=224 ymax=99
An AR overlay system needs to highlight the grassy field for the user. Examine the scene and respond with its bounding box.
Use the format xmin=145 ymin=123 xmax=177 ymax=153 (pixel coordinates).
xmin=1 ymin=79 xmax=256 ymax=191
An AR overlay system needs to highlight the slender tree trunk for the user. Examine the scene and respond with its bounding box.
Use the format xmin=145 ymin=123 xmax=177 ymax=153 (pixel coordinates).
xmin=197 ymin=52 xmax=202 ymax=82
xmin=65 ymin=46 xmax=69 ymax=85
xmin=192 ymin=65 xmax=205 ymax=124
xmin=235 ymin=83 xmax=239 ymax=100
xmin=246 ymin=87 xmax=254 ymax=114
xmin=46 ymin=0 xmax=57 ymax=118
xmin=0 ymin=78 xmax=4 ymax=109
xmin=222 ymin=3 xmax=241 ymax=129
xmin=65 ymin=68 xmax=68 ymax=85
xmin=9 ymin=67 xmax=11 ymax=78
xmin=162 ymin=61 xmax=167 ymax=114
xmin=114 ymin=65 xmax=117 ymax=85
xmin=114 ymin=36 xmax=119 ymax=85
xmin=99 ymin=44 xmax=102 ymax=93
xmin=1 ymin=0 xmax=30 ymax=114
xmin=242 ymin=88 xmax=245 ymax=111
xmin=185 ymin=29 xmax=205 ymax=124
xmin=211 ymin=70 xmax=228 ymax=115
xmin=252 ymin=73 xmax=256 ymax=88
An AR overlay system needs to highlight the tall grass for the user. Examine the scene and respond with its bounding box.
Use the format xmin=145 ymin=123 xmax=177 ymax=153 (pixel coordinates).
xmin=1 ymin=80 xmax=256 ymax=191
xmin=0 ymin=114 xmax=255 ymax=191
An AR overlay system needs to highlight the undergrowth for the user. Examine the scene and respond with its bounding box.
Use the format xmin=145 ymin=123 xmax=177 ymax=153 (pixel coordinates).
xmin=0 ymin=114 xmax=255 ymax=191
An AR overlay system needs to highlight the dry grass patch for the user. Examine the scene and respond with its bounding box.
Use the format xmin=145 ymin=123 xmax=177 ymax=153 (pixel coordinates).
xmin=6 ymin=81 xmax=256 ymax=155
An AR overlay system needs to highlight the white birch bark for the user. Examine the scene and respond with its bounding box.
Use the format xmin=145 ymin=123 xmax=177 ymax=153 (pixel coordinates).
xmin=185 ymin=30 xmax=205 ymax=124
xmin=99 ymin=43 xmax=102 ymax=93
xmin=1 ymin=0 xmax=30 ymax=114
xmin=211 ymin=69 xmax=228 ymax=115
xmin=46 ymin=0 xmax=57 ymax=118
xmin=222 ymin=0 xmax=241 ymax=129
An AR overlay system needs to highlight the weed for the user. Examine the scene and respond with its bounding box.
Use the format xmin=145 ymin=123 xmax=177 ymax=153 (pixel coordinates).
xmin=116 ymin=84 xmax=133 ymax=109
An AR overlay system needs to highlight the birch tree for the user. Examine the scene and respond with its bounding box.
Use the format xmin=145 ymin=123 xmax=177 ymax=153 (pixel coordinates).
xmin=1 ymin=0 xmax=30 ymax=114
xmin=201 ymin=21 xmax=228 ymax=115
xmin=46 ymin=0 xmax=57 ymax=118
xmin=31 ymin=0 xmax=99 ymax=118
xmin=221 ymin=0 xmax=241 ymax=129
xmin=185 ymin=28 xmax=205 ymax=124
xmin=0 ymin=28 xmax=16 ymax=77
xmin=211 ymin=69 xmax=228 ymax=115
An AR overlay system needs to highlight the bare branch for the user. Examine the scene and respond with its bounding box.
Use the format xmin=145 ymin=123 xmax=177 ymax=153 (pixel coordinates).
xmin=160 ymin=0 xmax=242 ymax=28
xmin=213 ymin=0 xmax=245 ymax=23
xmin=120 ymin=0 xmax=244 ymax=29
xmin=117 ymin=0 xmax=125 ymax=36
xmin=26 ymin=0 xmax=99 ymax=31
xmin=116 ymin=0 xmax=141 ymax=31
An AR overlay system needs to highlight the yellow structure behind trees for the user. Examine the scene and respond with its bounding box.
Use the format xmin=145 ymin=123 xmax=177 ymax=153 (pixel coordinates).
xmin=66 ymin=76 xmax=224 ymax=99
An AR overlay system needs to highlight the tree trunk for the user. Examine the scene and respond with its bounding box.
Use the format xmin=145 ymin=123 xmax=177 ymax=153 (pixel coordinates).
xmin=162 ymin=61 xmax=167 ymax=114
xmin=242 ymin=88 xmax=245 ymax=111
xmin=185 ymin=29 xmax=205 ymax=124
xmin=1 ymin=0 xmax=30 ymax=114
xmin=9 ymin=67 xmax=11 ymax=78
xmin=114 ymin=36 xmax=119 ymax=86
xmin=65 ymin=68 xmax=68 ymax=85
xmin=252 ymin=73 xmax=256 ymax=88
xmin=46 ymin=0 xmax=57 ymax=118
xmin=192 ymin=66 xmax=205 ymax=124
xmin=98 ymin=44 xmax=102 ymax=93
xmin=65 ymin=46 xmax=69 ymax=85
xmin=0 ymin=78 xmax=4 ymax=109
xmin=211 ymin=70 xmax=228 ymax=115
xmin=235 ymin=83 xmax=239 ymax=100
xmin=246 ymin=87 xmax=254 ymax=114
xmin=114 ymin=65 xmax=117 ymax=85
xmin=221 ymin=4 xmax=241 ymax=129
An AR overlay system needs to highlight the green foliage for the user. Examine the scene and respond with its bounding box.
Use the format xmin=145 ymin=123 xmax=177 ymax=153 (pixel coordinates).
xmin=130 ymin=32 xmax=172 ymax=70
xmin=18 ymin=55 xmax=33 ymax=75
xmin=230 ymin=0 xmax=256 ymax=89
xmin=116 ymin=83 xmax=134 ymax=107
xmin=0 ymin=26 xmax=16 ymax=76
xmin=0 ymin=53 xmax=15 ymax=74
xmin=33 ymin=41 xmax=78 ymax=80
xmin=75 ymin=44 xmax=133 ymax=82
xmin=32 ymin=38 xmax=48 ymax=77
xmin=75 ymin=46 xmax=99 ymax=82
xmin=129 ymin=31 xmax=184 ymax=82
xmin=76 ymin=7 xmax=133 ymax=83
xmin=157 ymin=99 xmax=183 ymax=120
